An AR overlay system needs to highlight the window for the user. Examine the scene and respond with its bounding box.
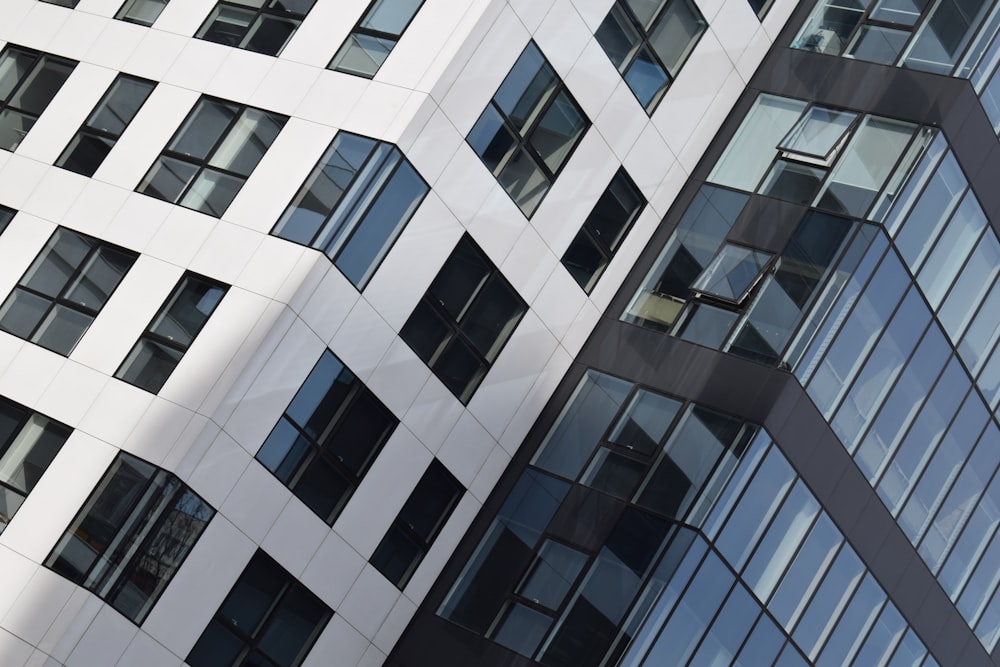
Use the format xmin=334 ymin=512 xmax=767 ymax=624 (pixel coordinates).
xmin=467 ymin=42 xmax=589 ymax=218
xmin=116 ymin=0 xmax=170 ymax=26
xmin=115 ymin=272 xmax=227 ymax=394
xmin=137 ymin=97 xmax=286 ymax=217
xmin=561 ymin=167 xmax=645 ymax=293
xmin=41 ymin=0 xmax=78 ymax=6
xmin=0 ymin=397 xmax=71 ymax=534
xmin=0 ymin=206 xmax=13 ymax=235
xmin=196 ymin=0 xmax=318 ymax=57
xmin=400 ymin=234 xmax=527 ymax=404
xmin=187 ymin=550 xmax=332 ymax=667
xmin=0 ymin=45 xmax=76 ymax=152
xmin=370 ymin=459 xmax=463 ymax=589
xmin=0 ymin=228 xmax=138 ymax=356
xmin=329 ymin=0 xmax=424 ymax=78
xmin=45 ymin=452 xmax=214 ymax=625
xmin=57 ymin=75 xmax=155 ymax=177
xmin=271 ymin=131 xmax=428 ymax=289
xmin=256 ymin=350 xmax=397 ymax=524
xmin=595 ymin=0 xmax=707 ymax=112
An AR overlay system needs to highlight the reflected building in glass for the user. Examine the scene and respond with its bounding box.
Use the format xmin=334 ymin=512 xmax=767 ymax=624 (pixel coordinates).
xmin=388 ymin=0 xmax=1000 ymax=665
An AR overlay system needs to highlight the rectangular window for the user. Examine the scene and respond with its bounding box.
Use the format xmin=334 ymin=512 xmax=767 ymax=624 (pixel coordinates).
xmin=595 ymin=0 xmax=707 ymax=112
xmin=137 ymin=97 xmax=286 ymax=217
xmin=0 ymin=206 xmax=13 ymax=235
xmin=0 ymin=397 xmax=71 ymax=534
xmin=370 ymin=459 xmax=463 ymax=589
xmin=400 ymin=234 xmax=527 ymax=404
xmin=187 ymin=550 xmax=332 ymax=667
xmin=57 ymin=75 xmax=155 ymax=177
xmin=45 ymin=452 xmax=214 ymax=625
xmin=329 ymin=0 xmax=425 ymax=78
xmin=561 ymin=167 xmax=645 ymax=293
xmin=271 ymin=131 xmax=428 ymax=289
xmin=115 ymin=272 xmax=227 ymax=394
xmin=0 ymin=45 xmax=77 ymax=152
xmin=115 ymin=0 xmax=170 ymax=26
xmin=256 ymin=349 xmax=398 ymax=525
xmin=41 ymin=0 xmax=78 ymax=6
xmin=196 ymin=0 xmax=318 ymax=57
xmin=467 ymin=42 xmax=589 ymax=218
xmin=0 ymin=228 xmax=139 ymax=356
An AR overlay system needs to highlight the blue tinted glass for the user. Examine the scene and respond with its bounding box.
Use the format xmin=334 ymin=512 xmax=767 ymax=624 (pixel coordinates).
xmin=894 ymin=151 xmax=966 ymax=270
xmin=917 ymin=190 xmax=986 ymax=308
xmin=285 ymin=351 xmax=348 ymax=431
xmin=975 ymin=585 xmax=1000 ymax=650
xmin=775 ymin=642 xmax=811 ymax=667
xmin=689 ymin=583 xmax=759 ymax=666
xmin=734 ymin=613 xmax=785 ymax=667
xmin=938 ymin=474 xmax=1000 ymax=597
xmin=334 ymin=159 xmax=427 ymax=287
xmin=958 ymin=276 xmax=1000 ymax=374
xmin=769 ymin=512 xmax=842 ymax=630
xmin=494 ymin=43 xmax=553 ymax=125
xmin=938 ymin=232 xmax=999 ymax=342
xmin=703 ymin=432 xmax=771 ymax=540
xmin=883 ymin=134 xmax=947 ymax=236
xmin=257 ymin=417 xmax=310 ymax=482
xmin=887 ymin=628 xmax=927 ymax=666
xmin=792 ymin=546 xmax=863 ymax=659
xmin=815 ymin=572 xmax=885 ymax=666
xmin=956 ymin=527 xmax=1000 ymax=624
xmin=716 ymin=446 xmax=796 ymax=570
xmin=624 ymin=46 xmax=668 ymax=108
xmin=852 ymin=604 xmax=906 ymax=667
xmin=742 ymin=480 xmax=820 ymax=602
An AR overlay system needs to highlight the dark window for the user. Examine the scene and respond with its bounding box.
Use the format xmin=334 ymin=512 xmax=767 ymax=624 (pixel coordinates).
xmin=0 ymin=228 xmax=138 ymax=356
xmin=0 ymin=397 xmax=71 ymax=534
xmin=116 ymin=0 xmax=170 ymax=26
xmin=57 ymin=74 xmax=155 ymax=177
xmin=595 ymin=0 xmax=706 ymax=112
xmin=561 ymin=168 xmax=645 ymax=293
xmin=467 ymin=42 xmax=589 ymax=218
xmin=187 ymin=550 xmax=332 ymax=667
xmin=41 ymin=0 xmax=79 ymax=6
xmin=370 ymin=459 xmax=463 ymax=589
xmin=271 ymin=131 xmax=428 ymax=289
xmin=256 ymin=350 xmax=397 ymax=524
xmin=0 ymin=206 xmax=13 ymax=235
xmin=137 ymin=97 xmax=286 ymax=217
xmin=329 ymin=0 xmax=425 ymax=78
xmin=0 ymin=45 xmax=76 ymax=151
xmin=400 ymin=234 xmax=527 ymax=404
xmin=196 ymin=0 xmax=318 ymax=57
xmin=115 ymin=272 xmax=227 ymax=393
xmin=45 ymin=452 xmax=214 ymax=625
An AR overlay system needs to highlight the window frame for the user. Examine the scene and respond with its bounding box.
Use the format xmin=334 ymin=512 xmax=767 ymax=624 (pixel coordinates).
xmin=57 ymin=74 xmax=156 ymax=177
xmin=136 ymin=96 xmax=287 ymax=217
xmin=329 ymin=0 xmax=426 ymax=78
xmin=115 ymin=271 xmax=228 ymax=394
xmin=0 ymin=45 xmax=77 ymax=152
xmin=115 ymin=0 xmax=170 ymax=26
xmin=400 ymin=234 xmax=528 ymax=404
xmin=0 ymin=206 xmax=14 ymax=235
xmin=196 ymin=0 xmax=318 ymax=57
xmin=0 ymin=227 xmax=139 ymax=356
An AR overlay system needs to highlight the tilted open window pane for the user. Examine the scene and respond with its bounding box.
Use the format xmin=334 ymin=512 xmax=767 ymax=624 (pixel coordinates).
xmin=400 ymin=234 xmax=527 ymax=404
xmin=197 ymin=0 xmax=318 ymax=56
xmin=596 ymin=0 xmax=706 ymax=113
xmin=187 ymin=550 xmax=332 ymax=667
xmin=116 ymin=0 xmax=170 ymax=25
xmin=46 ymin=452 xmax=213 ymax=624
xmin=256 ymin=349 xmax=397 ymax=524
xmin=0 ymin=228 xmax=138 ymax=356
xmin=138 ymin=97 xmax=286 ymax=217
xmin=691 ymin=244 xmax=773 ymax=303
xmin=0 ymin=46 xmax=76 ymax=151
xmin=468 ymin=42 xmax=589 ymax=218
xmin=330 ymin=0 xmax=425 ymax=78
xmin=272 ymin=131 xmax=428 ymax=289
xmin=778 ymin=107 xmax=858 ymax=161
xmin=116 ymin=272 xmax=227 ymax=393
xmin=58 ymin=75 xmax=155 ymax=177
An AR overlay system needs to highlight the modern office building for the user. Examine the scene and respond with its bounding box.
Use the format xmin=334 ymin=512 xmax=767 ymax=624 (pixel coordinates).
xmin=0 ymin=0 xmax=997 ymax=666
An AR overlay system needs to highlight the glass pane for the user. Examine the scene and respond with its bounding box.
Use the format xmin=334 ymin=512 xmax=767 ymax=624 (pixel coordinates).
xmin=8 ymin=57 xmax=74 ymax=115
xmin=902 ymin=0 xmax=991 ymax=74
xmin=0 ymin=109 xmax=36 ymax=151
xmin=467 ymin=105 xmax=518 ymax=175
xmin=846 ymin=25 xmax=910 ymax=64
xmin=0 ymin=49 xmax=37 ymax=101
xmin=562 ymin=230 xmax=608 ymax=293
xmin=580 ymin=447 xmax=646 ymax=498
xmin=623 ymin=46 xmax=669 ymax=109
xmin=169 ymin=99 xmax=238 ymax=159
xmin=769 ymin=512 xmax=842 ymax=630
xmin=494 ymin=43 xmax=556 ymax=132
xmin=64 ymin=245 xmax=135 ymax=310
xmin=759 ymin=159 xmax=827 ymax=204
xmin=675 ymin=301 xmax=739 ymax=348
xmin=607 ymin=389 xmax=681 ymax=456
xmin=596 ymin=4 xmax=642 ymax=70
xmin=58 ymin=133 xmax=115 ymax=177
xmin=778 ymin=106 xmax=857 ymax=159
xmin=647 ymin=0 xmax=706 ymax=76
xmin=186 ymin=620 xmax=246 ymax=667
xmin=530 ymin=90 xmax=586 ymax=174
xmin=0 ymin=288 xmax=50 ymax=339
xmin=458 ymin=277 xmax=525 ymax=362
xmin=792 ymin=0 xmax=865 ymax=55
xmin=0 ymin=415 xmax=66 ymax=496
xmin=330 ymin=33 xmax=394 ymax=77
xmin=180 ymin=169 xmax=245 ymax=216
xmin=242 ymin=15 xmax=299 ymax=56
xmin=257 ymin=418 xmax=312 ymax=483
xmin=23 ymin=230 xmax=92 ymax=298
xmin=87 ymin=76 xmax=154 ymax=136
xmin=149 ymin=276 xmax=225 ymax=347
xmin=491 ymin=603 xmax=552 ymax=658
xmin=324 ymin=390 xmax=394 ymax=476
xmin=499 ymin=146 xmax=550 ymax=217
xmin=917 ymin=190 xmax=986 ymax=309
xmin=255 ymin=586 xmax=329 ymax=665
xmin=116 ymin=339 xmax=183 ymax=393
xmin=893 ymin=151 xmax=966 ymax=270
xmin=138 ymin=156 xmax=199 ymax=204
xmin=691 ymin=244 xmax=772 ymax=302
xmin=116 ymin=0 xmax=169 ymax=26
xmin=197 ymin=6 xmax=254 ymax=46
xmin=208 ymin=108 xmax=283 ymax=176
xmin=360 ymin=0 xmax=423 ymax=34
xmin=33 ymin=305 xmax=93 ymax=355
xmin=517 ymin=540 xmax=587 ymax=610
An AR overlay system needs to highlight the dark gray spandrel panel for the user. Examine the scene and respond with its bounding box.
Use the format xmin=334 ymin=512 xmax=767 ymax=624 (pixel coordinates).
xmin=726 ymin=194 xmax=805 ymax=253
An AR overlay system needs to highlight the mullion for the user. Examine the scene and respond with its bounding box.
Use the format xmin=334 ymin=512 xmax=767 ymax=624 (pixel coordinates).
xmin=308 ymin=139 xmax=380 ymax=249
xmin=326 ymin=146 xmax=402 ymax=259
xmin=488 ymin=101 xmax=533 ymax=178
xmin=631 ymin=2 xmax=676 ymax=83
xmin=11 ymin=240 xmax=97 ymax=341
xmin=520 ymin=85 xmax=571 ymax=181
xmin=163 ymin=101 xmax=245 ymax=182
xmin=863 ymin=124 xmax=926 ymax=221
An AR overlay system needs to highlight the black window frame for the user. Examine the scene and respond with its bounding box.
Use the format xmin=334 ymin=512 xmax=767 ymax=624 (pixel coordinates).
xmin=187 ymin=550 xmax=332 ymax=667
xmin=329 ymin=0 xmax=426 ymax=78
xmin=45 ymin=451 xmax=215 ymax=625
xmin=0 ymin=227 xmax=139 ymax=356
xmin=561 ymin=167 xmax=646 ymax=294
xmin=467 ymin=41 xmax=590 ymax=218
xmin=370 ymin=459 xmax=464 ymax=589
xmin=57 ymin=74 xmax=156 ymax=178
xmin=400 ymin=233 xmax=528 ymax=405
xmin=115 ymin=271 xmax=228 ymax=394
xmin=0 ymin=45 xmax=77 ymax=152
xmin=0 ymin=206 xmax=14 ymax=235
xmin=136 ymin=96 xmax=287 ymax=217
xmin=256 ymin=349 xmax=398 ymax=525
xmin=196 ymin=0 xmax=318 ymax=57
xmin=115 ymin=0 xmax=170 ymax=26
